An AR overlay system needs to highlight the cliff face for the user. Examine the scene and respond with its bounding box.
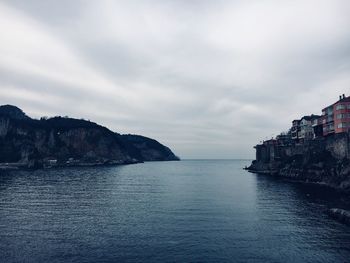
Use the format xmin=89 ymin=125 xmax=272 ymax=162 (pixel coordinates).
xmin=0 ymin=105 xmax=179 ymax=169
xmin=248 ymin=132 xmax=350 ymax=191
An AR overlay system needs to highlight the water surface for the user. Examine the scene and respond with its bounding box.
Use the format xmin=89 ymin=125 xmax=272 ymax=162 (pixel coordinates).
xmin=0 ymin=160 xmax=349 ymax=262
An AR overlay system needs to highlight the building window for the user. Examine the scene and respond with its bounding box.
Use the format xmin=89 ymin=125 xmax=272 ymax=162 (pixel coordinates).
xmin=337 ymin=123 xmax=347 ymax=128
xmin=327 ymin=116 xmax=333 ymax=122
xmin=337 ymin=113 xmax=345 ymax=119
xmin=336 ymin=104 xmax=345 ymax=110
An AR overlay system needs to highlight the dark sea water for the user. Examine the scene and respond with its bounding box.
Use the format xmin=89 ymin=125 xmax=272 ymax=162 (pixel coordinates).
xmin=0 ymin=160 xmax=350 ymax=263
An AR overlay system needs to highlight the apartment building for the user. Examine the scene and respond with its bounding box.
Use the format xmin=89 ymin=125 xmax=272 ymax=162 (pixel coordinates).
xmin=299 ymin=115 xmax=320 ymax=140
xmin=322 ymin=94 xmax=350 ymax=136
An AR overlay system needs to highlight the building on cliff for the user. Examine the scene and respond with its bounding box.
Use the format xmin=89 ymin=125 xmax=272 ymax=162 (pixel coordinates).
xmin=276 ymin=132 xmax=292 ymax=146
xmin=322 ymin=103 xmax=334 ymax=136
xmin=249 ymin=95 xmax=350 ymax=192
xmin=322 ymin=94 xmax=350 ymax=136
xmin=312 ymin=116 xmax=323 ymax=138
xmin=291 ymin=119 xmax=301 ymax=140
xmin=252 ymin=94 xmax=350 ymax=167
xmin=291 ymin=115 xmax=320 ymax=142
xmin=334 ymin=95 xmax=350 ymax=133
xmin=290 ymin=95 xmax=350 ymax=141
xmin=299 ymin=115 xmax=321 ymax=141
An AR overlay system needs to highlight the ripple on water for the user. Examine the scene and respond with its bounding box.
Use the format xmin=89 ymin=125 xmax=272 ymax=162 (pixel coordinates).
xmin=0 ymin=160 xmax=349 ymax=263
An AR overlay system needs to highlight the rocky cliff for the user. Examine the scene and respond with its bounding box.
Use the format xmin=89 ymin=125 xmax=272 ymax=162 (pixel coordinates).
xmin=248 ymin=132 xmax=350 ymax=192
xmin=0 ymin=105 xmax=179 ymax=169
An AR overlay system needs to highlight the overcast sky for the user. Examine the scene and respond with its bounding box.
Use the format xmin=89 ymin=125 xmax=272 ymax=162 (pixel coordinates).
xmin=0 ymin=0 xmax=350 ymax=159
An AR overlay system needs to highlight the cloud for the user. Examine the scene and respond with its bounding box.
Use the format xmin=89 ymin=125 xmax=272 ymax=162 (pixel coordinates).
xmin=0 ymin=0 xmax=350 ymax=158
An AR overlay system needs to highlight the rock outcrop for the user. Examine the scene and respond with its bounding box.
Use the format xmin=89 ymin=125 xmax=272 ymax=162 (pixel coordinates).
xmin=248 ymin=132 xmax=350 ymax=192
xmin=327 ymin=208 xmax=350 ymax=225
xmin=0 ymin=105 xmax=179 ymax=169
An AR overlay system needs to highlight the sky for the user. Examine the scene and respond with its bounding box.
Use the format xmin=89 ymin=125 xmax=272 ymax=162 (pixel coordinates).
xmin=0 ymin=0 xmax=350 ymax=159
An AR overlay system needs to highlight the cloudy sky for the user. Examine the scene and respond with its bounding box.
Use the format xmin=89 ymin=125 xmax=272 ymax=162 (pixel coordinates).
xmin=0 ymin=0 xmax=349 ymax=159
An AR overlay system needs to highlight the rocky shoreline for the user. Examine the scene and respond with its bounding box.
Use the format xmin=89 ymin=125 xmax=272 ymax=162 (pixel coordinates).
xmin=246 ymin=158 xmax=350 ymax=193
xmin=247 ymin=131 xmax=350 ymax=225
xmin=248 ymin=132 xmax=350 ymax=191
xmin=0 ymin=159 xmax=139 ymax=171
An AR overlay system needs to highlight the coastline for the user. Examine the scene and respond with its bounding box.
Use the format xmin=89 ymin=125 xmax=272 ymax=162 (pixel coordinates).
xmin=0 ymin=159 xmax=181 ymax=171
xmin=246 ymin=167 xmax=348 ymax=192
xmin=246 ymin=166 xmax=350 ymax=226
xmin=0 ymin=161 xmax=137 ymax=171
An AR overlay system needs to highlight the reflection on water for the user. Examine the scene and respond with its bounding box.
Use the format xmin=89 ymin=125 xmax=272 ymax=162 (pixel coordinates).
xmin=0 ymin=160 xmax=349 ymax=263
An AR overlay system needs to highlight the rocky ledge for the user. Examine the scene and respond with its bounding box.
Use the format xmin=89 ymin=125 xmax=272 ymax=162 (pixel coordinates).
xmin=247 ymin=133 xmax=350 ymax=192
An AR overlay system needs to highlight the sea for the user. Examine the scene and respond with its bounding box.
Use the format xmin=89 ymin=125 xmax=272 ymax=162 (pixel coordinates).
xmin=0 ymin=160 xmax=350 ymax=263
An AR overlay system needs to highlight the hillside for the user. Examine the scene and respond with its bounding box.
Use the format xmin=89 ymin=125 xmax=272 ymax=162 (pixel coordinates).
xmin=0 ymin=105 xmax=179 ymax=169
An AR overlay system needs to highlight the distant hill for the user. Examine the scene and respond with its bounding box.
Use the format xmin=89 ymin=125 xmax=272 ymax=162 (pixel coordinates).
xmin=120 ymin=134 xmax=180 ymax=162
xmin=0 ymin=105 xmax=179 ymax=169
xmin=0 ymin=105 xmax=30 ymax=120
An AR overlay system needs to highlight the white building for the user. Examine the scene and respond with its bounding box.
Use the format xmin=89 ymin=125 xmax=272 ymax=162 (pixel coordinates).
xmin=299 ymin=115 xmax=320 ymax=140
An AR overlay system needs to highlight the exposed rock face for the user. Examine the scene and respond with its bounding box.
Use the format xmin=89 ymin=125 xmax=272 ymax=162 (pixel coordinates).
xmin=248 ymin=133 xmax=350 ymax=191
xmin=0 ymin=105 xmax=179 ymax=169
